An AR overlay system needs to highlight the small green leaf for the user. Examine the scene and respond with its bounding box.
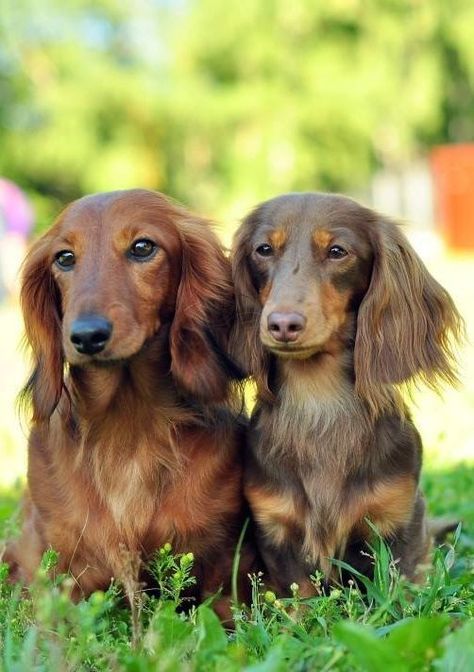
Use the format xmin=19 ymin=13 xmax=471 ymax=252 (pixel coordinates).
xmin=195 ymin=605 xmax=227 ymax=663
xmin=334 ymin=621 xmax=405 ymax=672
xmin=388 ymin=615 xmax=450 ymax=669
xmin=436 ymin=621 xmax=474 ymax=672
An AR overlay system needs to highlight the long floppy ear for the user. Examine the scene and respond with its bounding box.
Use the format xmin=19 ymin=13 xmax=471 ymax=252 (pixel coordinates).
xmin=229 ymin=209 xmax=271 ymax=399
xmin=169 ymin=216 xmax=238 ymax=402
xmin=19 ymin=234 xmax=64 ymax=423
xmin=354 ymin=215 xmax=464 ymax=416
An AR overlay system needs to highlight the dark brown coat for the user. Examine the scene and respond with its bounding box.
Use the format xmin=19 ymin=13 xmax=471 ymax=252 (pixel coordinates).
xmin=231 ymin=192 xmax=462 ymax=596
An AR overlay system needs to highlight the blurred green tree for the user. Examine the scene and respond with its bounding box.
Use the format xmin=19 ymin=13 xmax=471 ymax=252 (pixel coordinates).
xmin=0 ymin=0 xmax=175 ymax=226
xmin=0 ymin=0 xmax=473 ymax=230
xmin=170 ymin=0 xmax=474 ymax=219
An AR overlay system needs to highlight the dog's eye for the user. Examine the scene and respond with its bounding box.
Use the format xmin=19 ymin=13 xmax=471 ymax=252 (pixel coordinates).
xmin=128 ymin=239 xmax=158 ymax=261
xmin=54 ymin=250 xmax=76 ymax=270
xmin=327 ymin=245 xmax=348 ymax=260
xmin=255 ymin=243 xmax=274 ymax=257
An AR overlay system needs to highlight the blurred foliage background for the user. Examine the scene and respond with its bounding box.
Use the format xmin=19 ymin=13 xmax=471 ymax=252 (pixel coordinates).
xmin=0 ymin=0 xmax=473 ymax=496
xmin=2 ymin=0 xmax=474 ymax=230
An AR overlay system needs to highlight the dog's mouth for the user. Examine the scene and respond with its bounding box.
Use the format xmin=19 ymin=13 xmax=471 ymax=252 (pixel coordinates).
xmin=264 ymin=343 xmax=324 ymax=359
xmin=83 ymin=354 xmax=129 ymax=367
xmin=66 ymin=350 xmax=131 ymax=367
xmin=260 ymin=317 xmax=337 ymax=360
xmin=65 ymin=328 xmax=169 ymax=368
xmin=64 ymin=332 xmax=141 ymax=366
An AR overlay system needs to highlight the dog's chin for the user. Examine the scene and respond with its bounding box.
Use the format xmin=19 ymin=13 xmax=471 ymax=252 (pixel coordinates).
xmin=88 ymin=356 xmax=131 ymax=368
xmin=66 ymin=354 xmax=134 ymax=368
xmin=64 ymin=329 xmax=170 ymax=368
xmin=65 ymin=346 xmax=144 ymax=368
xmin=262 ymin=342 xmax=323 ymax=360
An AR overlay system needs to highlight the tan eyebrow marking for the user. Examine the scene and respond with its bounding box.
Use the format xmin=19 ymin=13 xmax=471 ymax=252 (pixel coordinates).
xmin=313 ymin=229 xmax=332 ymax=249
xmin=269 ymin=229 xmax=287 ymax=250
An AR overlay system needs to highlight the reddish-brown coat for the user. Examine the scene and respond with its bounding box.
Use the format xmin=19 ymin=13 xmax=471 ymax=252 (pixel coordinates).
xmin=4 ymin=189 xmax=247 ymax=607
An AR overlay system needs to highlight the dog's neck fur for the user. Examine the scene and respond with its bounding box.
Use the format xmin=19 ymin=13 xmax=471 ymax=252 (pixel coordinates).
xmin=258 ymin=348 xmax=372 ymax=470
xmin=69 ymin=336 xmax=180 ymax=419
xmin=53 ymin=334 xmax=195 ymax=532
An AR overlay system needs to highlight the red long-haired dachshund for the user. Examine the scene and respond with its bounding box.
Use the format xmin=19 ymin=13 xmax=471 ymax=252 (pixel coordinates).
xmin=231 ymin=192 xmax=463 ymax=596
xmin=3 ymin=189 xmax=246 ymax=606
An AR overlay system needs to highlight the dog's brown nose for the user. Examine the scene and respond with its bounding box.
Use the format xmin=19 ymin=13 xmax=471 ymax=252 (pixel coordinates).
xmin=267 ymin=312 xmax=306 ymax=343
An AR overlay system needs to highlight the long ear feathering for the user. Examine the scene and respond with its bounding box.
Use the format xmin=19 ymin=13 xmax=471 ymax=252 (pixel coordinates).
xmin=229 ymin=209 xmax=272 ymax=400
xmin=169 ymin=215 xmax=238 ymax=402
xmin=19 ymin=232 xmax=65 ymax=423
xmin=354 ymin=213 xmax=465 ymax=417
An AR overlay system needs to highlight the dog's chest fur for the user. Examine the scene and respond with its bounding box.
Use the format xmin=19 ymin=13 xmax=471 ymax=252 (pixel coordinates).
xmin=88 ymin=424 xmax=168 ymax=538
xmin=259 ymin=355 xmax=368 ymax=467
xmin=55 ymin=394 xmax=239 ymax=567
xmin=248 ymin=357 xmax=374 ymax=572
xmin=247 ymin=358 xmax=419 ymax=579
xmin=65 ymin=408 xmax=174 ymax=545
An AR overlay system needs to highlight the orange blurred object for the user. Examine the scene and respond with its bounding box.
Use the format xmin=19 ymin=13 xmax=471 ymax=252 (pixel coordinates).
xmin=431 ymin=144 xmax=474 ymax=250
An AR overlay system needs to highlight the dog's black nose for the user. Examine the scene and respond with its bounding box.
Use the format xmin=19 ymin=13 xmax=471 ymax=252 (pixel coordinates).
xmin=267 ymin=311 xmax=306 ymax=343
xmin=70 ymin=315 xmax=113 ymax=355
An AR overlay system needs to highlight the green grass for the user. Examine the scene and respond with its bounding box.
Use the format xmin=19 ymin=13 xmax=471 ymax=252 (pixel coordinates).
xmin=0 ymin=248 xmax=473 ymax=670
xmin=0 ymin=529 xmax=473 ymax=671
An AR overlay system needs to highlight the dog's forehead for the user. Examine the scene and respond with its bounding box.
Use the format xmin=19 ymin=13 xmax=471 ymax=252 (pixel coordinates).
xmin=57 ymin=190 xmax=171 ymax=236
xmin=60 ymin=197 xmax=104 ymax=231
xmin=258 ymin=193 xmax=369 ymax=234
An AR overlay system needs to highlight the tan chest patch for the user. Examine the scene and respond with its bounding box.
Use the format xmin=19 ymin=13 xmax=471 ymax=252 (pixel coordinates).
xmin=317 ymin=474 xmax=417 ymax=575
xmin=345 ymin=475 xmax=417 ymax=539
xmin=247 ymin=473 xmax=417 ymax=578
xmin=246 ymin=484 xmax=303 ymax=546
xmin=106 ymin=456 xmax=154 ymax=531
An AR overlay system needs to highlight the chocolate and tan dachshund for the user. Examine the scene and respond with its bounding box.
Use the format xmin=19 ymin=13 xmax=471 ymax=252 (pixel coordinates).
xmin=231 ymin=192 xmax=463 ymax=596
